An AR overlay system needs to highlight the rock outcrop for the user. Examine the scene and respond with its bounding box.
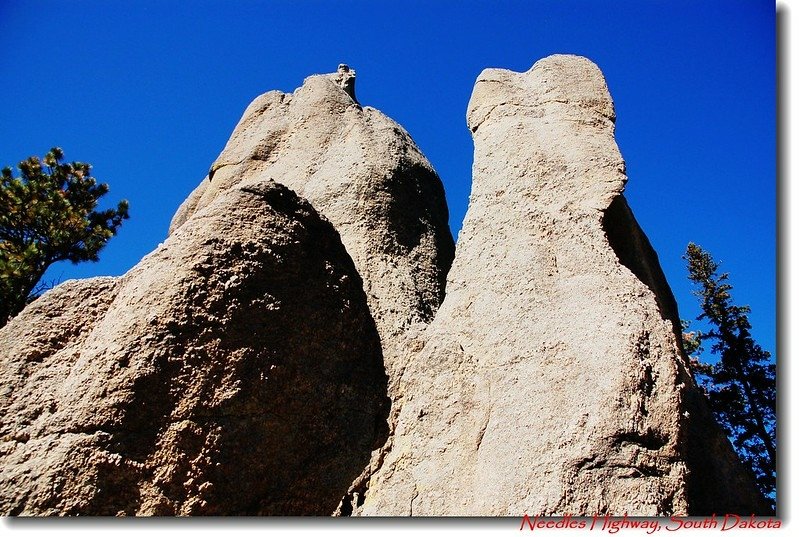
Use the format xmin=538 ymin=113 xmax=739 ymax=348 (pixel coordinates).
xmin=169 ymin=68 xmax=456 ymax=514
xmin=0 ymin=181 xmax=388 ymax=515
xmin=355 ymin=55 xmax=767 ymax=516
xmin=0 ymin=58 xmax=768 ymax=517
xmin=170 ymin=67 xmax=455 ymax=399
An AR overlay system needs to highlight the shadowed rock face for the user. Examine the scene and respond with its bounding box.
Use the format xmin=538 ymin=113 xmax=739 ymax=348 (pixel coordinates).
xmin=355 ymin=55 xmax=767 ymax=516
xmin=0 ymin=181 xmax=388 ymax=515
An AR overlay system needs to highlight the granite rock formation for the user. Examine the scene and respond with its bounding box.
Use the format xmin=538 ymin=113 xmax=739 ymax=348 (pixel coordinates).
xmin=0 ymin=181 xmax=388 ymax=515
xmin=354 ymin=55 xmax=767 ymax=516
xmin=0 ymin=59 xmax=767 ymax=517
xmin=170 ymin=68 xmax=455 ymax=400
xmin=169 ymin=69 xmax=455 ymax=513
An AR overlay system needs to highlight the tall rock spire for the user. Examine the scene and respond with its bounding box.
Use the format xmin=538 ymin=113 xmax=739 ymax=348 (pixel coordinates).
xmin=356 ymin=55 xmax=767 ymax=516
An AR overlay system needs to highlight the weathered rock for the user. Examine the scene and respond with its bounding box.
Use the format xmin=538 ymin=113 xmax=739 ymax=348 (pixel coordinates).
xmin=356 ymin=55 xmax=767 ymax=516
xmin=332 ymin=64 xmax=357 ymax=101
xmin=0 ymin=59 xmax=766 ymax=517
xmin=169 ymin=68 xmax=455 ymax=514
xmin=170 ymin=67 xmax=455 ymax=399
xmin=0 ymin=181 xmax=388 ymax=515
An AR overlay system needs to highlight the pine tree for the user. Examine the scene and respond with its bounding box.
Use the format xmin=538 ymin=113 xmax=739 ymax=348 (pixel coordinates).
xmin=684 ymin=243 xmax=776 ymax=504
xmin=0 ymin=148 xmax=129 ymax=326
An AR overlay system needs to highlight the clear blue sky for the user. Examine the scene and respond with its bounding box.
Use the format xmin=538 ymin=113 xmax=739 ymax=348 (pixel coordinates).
xmin=0 ymin=1 xmax=775 ymax=358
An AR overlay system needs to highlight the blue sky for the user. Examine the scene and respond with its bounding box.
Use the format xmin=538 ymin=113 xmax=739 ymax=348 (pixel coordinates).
xmin=0 ymin=1 xmax=775 ymax=358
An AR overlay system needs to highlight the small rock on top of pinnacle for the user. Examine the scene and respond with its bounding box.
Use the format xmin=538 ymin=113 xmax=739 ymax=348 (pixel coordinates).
xmin=333 ymin=63 xmax=357 ymax=102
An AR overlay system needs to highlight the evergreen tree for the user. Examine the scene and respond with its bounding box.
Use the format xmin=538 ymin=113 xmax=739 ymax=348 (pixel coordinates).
xmin=684 ymin=243 xmax=776 ymax=504
xmin=0 ymin=148 xmax=129 ymax=326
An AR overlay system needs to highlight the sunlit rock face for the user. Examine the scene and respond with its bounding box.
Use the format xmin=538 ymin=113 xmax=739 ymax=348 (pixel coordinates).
xmin=0 ymin=60 xmax=766 ymax=517
xmin=355 ymin=55 xmax=768 ymax=516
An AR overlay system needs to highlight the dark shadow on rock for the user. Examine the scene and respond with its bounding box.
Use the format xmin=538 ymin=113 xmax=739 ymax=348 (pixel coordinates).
xmin=602 ymin=194 xmax=681 ymax=330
